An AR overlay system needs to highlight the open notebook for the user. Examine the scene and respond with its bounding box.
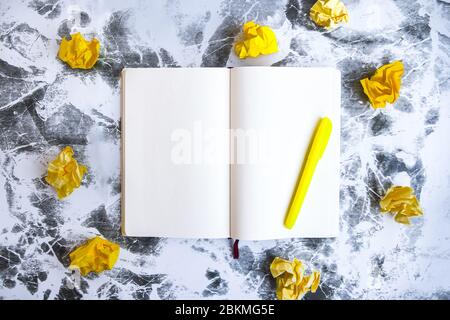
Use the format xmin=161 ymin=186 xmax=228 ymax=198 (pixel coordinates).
xmin=121 ymin=67 xmax=340 ymax=240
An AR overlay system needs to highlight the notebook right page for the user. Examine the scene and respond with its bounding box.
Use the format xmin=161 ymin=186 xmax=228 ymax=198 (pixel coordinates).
xmin=230 ymin=67 xmax=340 ymax=240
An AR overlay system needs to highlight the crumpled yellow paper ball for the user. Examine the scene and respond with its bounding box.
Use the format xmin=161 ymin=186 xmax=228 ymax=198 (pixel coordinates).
xmin=234 ymin=21 xmax=278 ymax=59
xmin=380 ymin=186 xmax=423 ymax=224
xmin=45 ymin=146 xmax=87 ymax=199
xmin=270 ymin=257 xmax=321 ymax=300
xmin=360 ymin=60 xmax=404 ymax=109
xmin=310 ymin=0 xmax=349 ymax=29
xmin=69 ymin=236 xmax=120 ymax=276
xmin=58 ymin=32 xmax=100 ymax=69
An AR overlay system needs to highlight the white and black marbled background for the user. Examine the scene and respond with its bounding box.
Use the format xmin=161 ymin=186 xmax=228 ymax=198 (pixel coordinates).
xmin=0 ymin=0 xmax=449 ymax=300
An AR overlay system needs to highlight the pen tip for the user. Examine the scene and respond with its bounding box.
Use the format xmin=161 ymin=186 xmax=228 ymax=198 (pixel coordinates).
xmin=284 ymin=222 xmax=294 ymax=229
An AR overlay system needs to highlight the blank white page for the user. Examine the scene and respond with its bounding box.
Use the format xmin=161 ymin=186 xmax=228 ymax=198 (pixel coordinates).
xmin=230 ymin=67 xmax=340 ymax=240
xmin=122 ymin=68 xmax=230 ymax=238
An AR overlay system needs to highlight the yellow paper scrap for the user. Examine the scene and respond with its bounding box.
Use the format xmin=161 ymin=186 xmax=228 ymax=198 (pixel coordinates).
xmin=360 ymin=60 xmax=404 ymax=109
xmin=380 ymin=186 xmax=423 ymax=224
xmin=234 ymin=21 xmax=278 ymax=59
xmin=58 ymin=32 xmax=100 ymax=69
xmin=45 ymin=146 xmax=87 ymax=199
xmin=310 ymin=0 xmax=349 ymax=29
xmin=270 ymin=257 xmax=321 ymax=300
xmin=69 ymin=236 xmax=120 ymax=276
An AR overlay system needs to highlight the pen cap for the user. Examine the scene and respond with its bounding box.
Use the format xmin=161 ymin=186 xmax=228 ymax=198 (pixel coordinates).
xmin=309 ymin=117 xmax=332 ymax=160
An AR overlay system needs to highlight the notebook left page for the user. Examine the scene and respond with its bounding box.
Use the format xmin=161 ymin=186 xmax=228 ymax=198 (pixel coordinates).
xmin=122 ymin=68 xmax=230 ymax=238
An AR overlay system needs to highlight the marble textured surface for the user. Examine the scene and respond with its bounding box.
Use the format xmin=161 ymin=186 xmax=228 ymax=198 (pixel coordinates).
xmin=1 ymin=0 xmax=450 ymax=300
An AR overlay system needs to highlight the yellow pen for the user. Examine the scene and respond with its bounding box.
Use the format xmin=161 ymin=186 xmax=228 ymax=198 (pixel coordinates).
xmin=284 ymin=117 xmax=333 ymax=229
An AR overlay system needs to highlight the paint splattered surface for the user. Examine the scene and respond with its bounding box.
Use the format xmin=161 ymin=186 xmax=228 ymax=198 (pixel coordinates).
xmin=1 ymin=0 xmax=450 ymax=299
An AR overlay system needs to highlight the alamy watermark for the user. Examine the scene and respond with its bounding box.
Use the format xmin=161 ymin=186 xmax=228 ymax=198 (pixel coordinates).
xmin=170 ymin=121 xmax=279 ymax=165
